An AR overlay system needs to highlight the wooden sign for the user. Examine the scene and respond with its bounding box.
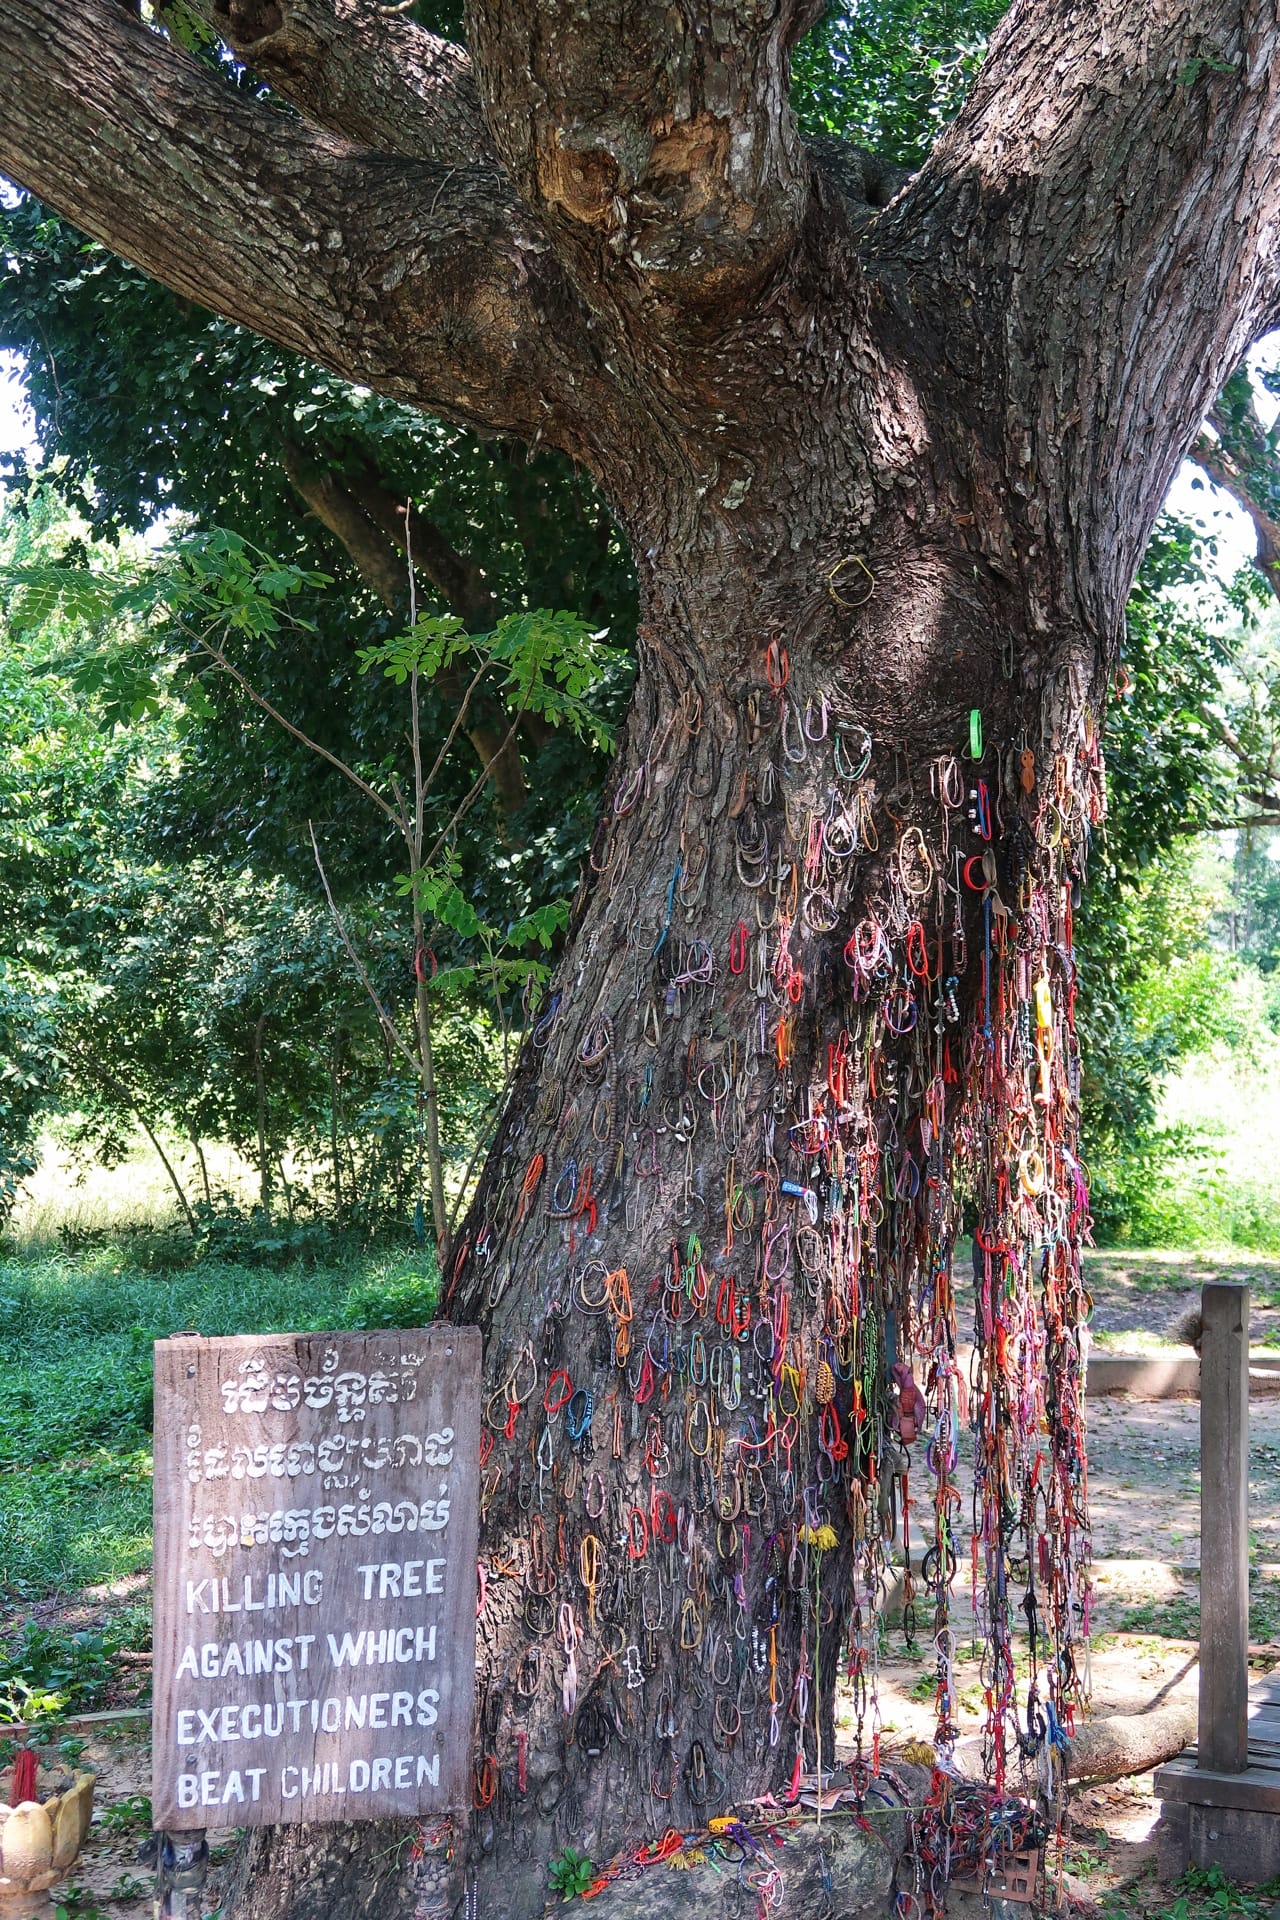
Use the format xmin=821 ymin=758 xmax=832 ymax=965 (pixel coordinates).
xmin=152 ymin=1325 xmax=481 ymax=1830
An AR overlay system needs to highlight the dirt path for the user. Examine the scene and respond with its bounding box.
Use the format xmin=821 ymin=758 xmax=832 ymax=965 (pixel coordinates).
xmin=1084 ymin=1248 xmax=1280 ymax=1349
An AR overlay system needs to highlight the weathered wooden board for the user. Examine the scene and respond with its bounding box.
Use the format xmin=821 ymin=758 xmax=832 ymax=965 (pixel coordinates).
xmin=1154 ymin=1757 xmax=1280 ymax=1814
xmin=152 ymin=1326 xmax=480 ymax=1830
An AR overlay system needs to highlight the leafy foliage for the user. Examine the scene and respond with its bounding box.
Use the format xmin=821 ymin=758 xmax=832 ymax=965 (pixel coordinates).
xmin=793 ymin=0 xmax=1007 ymax=164
xmin=0 ymin=495 xmax=616 ymax=1234
xmin=546 ymin=1847 xmax=595 ymax=1900
xmin=1077 ymin=518 xmax=1280 ymax=1240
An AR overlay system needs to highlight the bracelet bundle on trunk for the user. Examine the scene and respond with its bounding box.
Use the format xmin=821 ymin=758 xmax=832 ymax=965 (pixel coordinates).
xmin=445 ymin=647 xmax=1100 ymax=1911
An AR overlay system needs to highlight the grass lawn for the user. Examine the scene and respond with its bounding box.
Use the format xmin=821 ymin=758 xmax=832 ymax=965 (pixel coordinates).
xmin=0 ymin=1241 xmax=439 ymax=1608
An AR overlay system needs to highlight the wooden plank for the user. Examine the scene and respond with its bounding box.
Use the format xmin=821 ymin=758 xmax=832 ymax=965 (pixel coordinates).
xmin=1175 ymin=1745 xmax=1280 ymax=1771
xmin=152 ymin=1326 xmax=481 ymax=1831
xmin=1155 ymin=1759 xmax=1280 ymax=1814
xmin=1199 ymin=1283 xmax=1251 ymax=1774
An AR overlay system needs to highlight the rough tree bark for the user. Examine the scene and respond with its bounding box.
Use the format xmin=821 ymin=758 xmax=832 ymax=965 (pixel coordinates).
xmin=3 ymin=2 xmax=1280 ymax=1917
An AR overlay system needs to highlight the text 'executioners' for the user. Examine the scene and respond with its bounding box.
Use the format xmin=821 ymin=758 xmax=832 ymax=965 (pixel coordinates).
xmin=171 ymin=1558 xmax=452 ymax=1810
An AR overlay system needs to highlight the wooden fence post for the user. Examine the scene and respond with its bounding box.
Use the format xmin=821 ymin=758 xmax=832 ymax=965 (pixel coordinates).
xmin=1199 ymin=1280 xmax=1251 ymax=1775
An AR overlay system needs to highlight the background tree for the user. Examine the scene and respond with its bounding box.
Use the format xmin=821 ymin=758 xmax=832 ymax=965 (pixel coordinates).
xmin=0 ymin=495 xmax=527 ymax=1239
xmin=3 ymin=2 xmax=1280 ymax=1918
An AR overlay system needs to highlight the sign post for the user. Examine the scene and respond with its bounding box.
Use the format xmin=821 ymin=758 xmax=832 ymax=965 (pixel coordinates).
xmin=152 ymin=1324 xmax=480 ymax=1868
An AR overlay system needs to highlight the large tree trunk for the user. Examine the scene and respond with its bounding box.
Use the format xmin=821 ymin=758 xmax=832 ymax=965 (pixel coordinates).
xmin=238 ymin=428 xmax=1100 ymax=1911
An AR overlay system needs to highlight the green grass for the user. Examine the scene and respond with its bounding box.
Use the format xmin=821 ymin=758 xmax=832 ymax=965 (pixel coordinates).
xmin=0 ymin=1242 xmax=439 ymax=1602
xmin=1118 ymin=1571 xmax=1280 ymax=1644
xmin=1099 ymin=1048 xmax=1280 ymax=1254
xmin=1100 ymin=1864 xmax=1280 ymax=1918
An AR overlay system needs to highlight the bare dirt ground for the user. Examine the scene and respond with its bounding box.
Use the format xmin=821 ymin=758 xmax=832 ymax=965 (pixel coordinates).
xmin=1085 ymin=1248 xmax=1280 ymax=1350
xmin=8 ymin=1248 xmax=1280 ymax=1916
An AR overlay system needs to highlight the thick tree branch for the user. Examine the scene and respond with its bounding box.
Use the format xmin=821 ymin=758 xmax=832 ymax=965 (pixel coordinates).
xmin=0 ymin=0 xmax=587 ymax=442
xmin=1192 ymin=428 xmax=1280 ymax=594
xmin=281 ymin=439 xmax=408 ymax=607
xmin=189 ymin=0 xmax=492 ymax=165
xmin=1189 ymin=376 xmax=1280 ymax=598
xmin=1192 ymin=697 xmax=1280 ymax=824
xmin=465 ymin=0 xmax=814 ymax=313
xmin=876 ymin=0 xmax=1280 ymax=643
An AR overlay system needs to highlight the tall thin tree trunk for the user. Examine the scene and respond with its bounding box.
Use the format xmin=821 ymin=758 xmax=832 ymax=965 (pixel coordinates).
xmin=254 ymin=1012 xmax=272 ymax=1218
xmin=328 ymin=1054 xmax=344 ymax=1216
xmin=413 ymin=919 xmax=451 ymax=1264
xmin=138 ymin=1114 xmax=199 ymax=1238
xmin=189 ymin=1134 xmax=213 ymax=1211
xmin=274 ymin=1150 xmax=297 ymax=1221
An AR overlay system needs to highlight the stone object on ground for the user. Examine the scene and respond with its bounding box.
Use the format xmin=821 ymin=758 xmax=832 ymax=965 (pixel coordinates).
xmin=554 ymin=1793 xmax=915 ymax=1919
xmin=0 ymin=1770 xmax=95 ymax=1899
